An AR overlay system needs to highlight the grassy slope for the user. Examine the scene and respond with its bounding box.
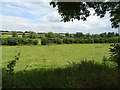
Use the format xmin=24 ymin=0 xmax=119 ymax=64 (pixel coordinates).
xmin=2 ymin=44 xmax=110 ymax=71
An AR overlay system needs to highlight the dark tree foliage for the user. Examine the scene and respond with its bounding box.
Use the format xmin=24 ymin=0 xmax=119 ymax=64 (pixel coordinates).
xmin=74 ymin=32 xmax=84 ymax=38
xmin=41 ymin=38 xmax=48 ymax=45
xmin=28 ymin=32 xmax=38 ymax=39
xmin=33 ymin=40 xmax=39 ymax=45
xmin=45 ymin=32 xmax=55 ymax=38
xmin=110 ymin=43 xmax=120 ymax=68
xmin=65 ymin=33 xmax=70 ymax=37
xmin=40 ymin=32 xmax=120 ymax=45
xmin=2 ymin=37 xmax=39 ymax=45
xmin=12 ymin=31 xmax=18 ymax=37
xmin=7 ymin=53 xmax=20 ymax=75
xmin=50 ymin=1 xmax=120 ymax=28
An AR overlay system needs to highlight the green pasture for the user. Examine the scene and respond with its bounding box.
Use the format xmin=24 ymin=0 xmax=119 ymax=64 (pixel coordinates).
xmin=1 ymin=34 xmax=29 ymax=38
xmin=2 ymin=44 xmax=110 ymax=71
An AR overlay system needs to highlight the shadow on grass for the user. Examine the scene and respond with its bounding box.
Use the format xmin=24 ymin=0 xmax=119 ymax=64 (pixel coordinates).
xmin=2 ymin=60 xmax=120 ymax=88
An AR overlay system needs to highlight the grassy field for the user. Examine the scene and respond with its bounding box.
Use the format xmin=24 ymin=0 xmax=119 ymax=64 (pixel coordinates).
xmin=2 ymin=35 xmax=22 ymax=38
xmin=2 ymin=44 xmax=120 ymax=88
xmin=2 ymin=44 xmax=110 ymax=71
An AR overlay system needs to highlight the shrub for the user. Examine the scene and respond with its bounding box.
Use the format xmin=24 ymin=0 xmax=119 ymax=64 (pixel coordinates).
xmin=74 ymin=38 xmax=80 ymax=43
xmin=2 ymin=37 xmax=38 ymax=45
xmin=28 ymin=39 xmax=33 ymax=44
xmin=7 ymin=37 xmax=18 ymax=45
xmin=93 ymin=38 xmax=100 ymax=43
xmin=69 ymin=38 xmax=74 ymax=44
xmin=100 ymin=38 xmax=106 ymax=43
xmin=7 ymin=53 xmax=20 ymax=75
xmin=22 ymin=39 xmax=30 ymax=45
xmin=56 ymin=38 xmax=63 ymax=44
xmin=2 ymin=38 xmax=8 ymax=45
xmin=63 ymin=38 xmax=70 ymax=44
xmin=12 ymin=31 xmax=18 ymax=37
xmin=109 ymin=43 xmax=120 ymax=68
xmin=41 ymin=38 xmax=48 ymax=45
xmin=33 ymin=40 xmax=39 ymax=45
xmin=28 ymin=32 xmax=38 ymax=39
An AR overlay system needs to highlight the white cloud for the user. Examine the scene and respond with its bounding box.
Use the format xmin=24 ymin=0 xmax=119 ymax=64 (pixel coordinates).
xmin=0 ymin=14 xmax=117 ymax=34
xmin=0 ymin=0 xmax=52 ymax=2
xmin=1 ymin=2 xmax=55 ymax=18
xmin=20 ymin=2 xmax=55 ymax=17
xmin=40 ymin=11 xmax=61 ymax=22
xmin=0 ymin=2 xmax=118 ymax=34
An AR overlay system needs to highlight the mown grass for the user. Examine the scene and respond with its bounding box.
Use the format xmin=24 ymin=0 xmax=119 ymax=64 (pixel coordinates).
xmin=2 ymin=44 xmax=110 ymax=71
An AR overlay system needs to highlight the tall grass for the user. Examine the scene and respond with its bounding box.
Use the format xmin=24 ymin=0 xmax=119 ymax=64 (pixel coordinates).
xmin=2 ymin=60 xmax=119 ymax=88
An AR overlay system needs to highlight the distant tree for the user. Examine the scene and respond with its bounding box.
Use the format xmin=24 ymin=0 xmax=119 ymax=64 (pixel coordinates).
xmin=74 ymin=38 xmax=80 ymax=43
xmin=12 ymin=31 xmax=18 ymax=37
xmin=87 ymin=38 xmax=94 ymax=43
xmin=74 ymin=32 xmax=83 ymax=38
xmin=100 ymin=33 xmax=107 ymax=37
xmin=22 ymin=33 xmax=26 ymax=38
xmin=93 ymin=34 xmax=100 ymax=38
xmin=45 ymin=32 xmax=54 ymax=38
xmin=25 ymin=31 xmax=28 ymax=33
xmin=108 ymin=32 xmax=115 ymax=37
xmin=56 ymin=38 xmax=63 ymax=44
xmin=2 ymin=38 xmax=8 ymax=45
xmin=28 ymin=32 xmax=37 ymax=39
xmin=100 ymin=38 xmax=106 ymax=43
xmin=115 ymin=33 xmax=119 ymax=36
xmin=33 ymin=40 xmax=39 ymax=45
xmin=41 ymin=37 xmax=48 ymax=45
xmin=63 ymin=38 xmax=70 ymax=44
xmin=86 ymin=33 xmax=91 ymax=37
xmin=55 ymin=33 xmax=64 ymax=38
xmin=7 ymin=37 xmax=18 ymax=45
xmin=65 ymin=33 xmax=70 ymax=37
xmin=69 ymin=38 xmax=74 ymax=43
xmin=93 ymin=38 xmax=100 ymax=43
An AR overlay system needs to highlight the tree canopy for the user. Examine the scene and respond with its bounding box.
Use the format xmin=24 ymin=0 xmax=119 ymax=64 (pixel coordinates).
xmin=50 ymin=1 xmax=120 ymax=28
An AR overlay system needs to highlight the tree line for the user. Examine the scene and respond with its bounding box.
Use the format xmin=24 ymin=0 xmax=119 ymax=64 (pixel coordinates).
xmin=41 ymin=32 xmax=120 ymax=45
xmin=2 ymin=37 xmax=38 ymax=45
xmin=1 ymin=31 xmax=120 ymax=45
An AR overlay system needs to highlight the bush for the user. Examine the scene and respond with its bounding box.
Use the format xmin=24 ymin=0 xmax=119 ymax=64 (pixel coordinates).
xmin=41 ymin=38 xmax=48 ymax=45
xmin=7 ymin=37 xmax=18 ymax=45
xmin=93 ymin=38 xmax=100 ymax=43
xmin=2 ymin=38 xmax=8 ymax=45
xmin=63 ymin=38 xmax=70 ymax=44
xmin=22 ymin=39 xmax=30 ymax=45
xmin=12 ymin=31 xmax=18 ymax=37
xmin=109 ymin=43 xmax=120 ymax=68
xmin=33 ymin=40 xmax=39 ymax=45
xmin=28 ymin=32 xmax=38 ymax=39
xmin=74 ymin=38 xmax=80 ymax=43
xmin=7 ymin=53 xmax=20 ymax=75
xmin=2 ymin=37 xmax=39 ymax=45
xmin=69 ymin=38 xmax=74 ymax=44
xmin=56 ymin=38 xmax=63 ymax=44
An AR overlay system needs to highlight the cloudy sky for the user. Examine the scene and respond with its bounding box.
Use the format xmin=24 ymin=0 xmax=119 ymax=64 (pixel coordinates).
xmin=0 ymin=1 xmax=118 ymax=34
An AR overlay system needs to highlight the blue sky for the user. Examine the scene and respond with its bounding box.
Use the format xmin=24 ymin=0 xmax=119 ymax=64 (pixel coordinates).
xmin=0 ymin=1 xmax=118 ymax=34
